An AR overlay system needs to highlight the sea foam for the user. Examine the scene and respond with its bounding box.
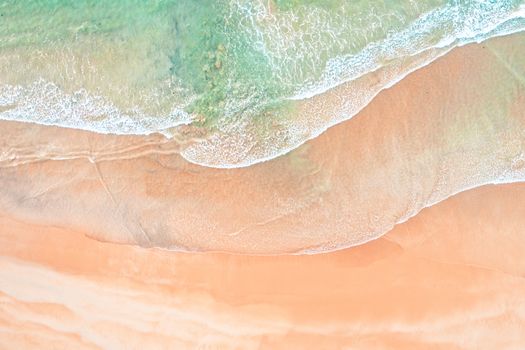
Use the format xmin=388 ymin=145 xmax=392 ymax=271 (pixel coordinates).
xmin=1 ymin=0 xmax=524 ymax=168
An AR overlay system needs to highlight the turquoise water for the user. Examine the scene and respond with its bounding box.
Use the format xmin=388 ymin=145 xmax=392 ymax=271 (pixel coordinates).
xmin=1 ymin=0 xmax=524 ymax=166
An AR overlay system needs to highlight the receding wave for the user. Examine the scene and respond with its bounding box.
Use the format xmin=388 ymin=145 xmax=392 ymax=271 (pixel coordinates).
xmin=1 ymin=0 xmax=524 ymax=168
xmin=0 ymin=28 xmax=524 ymax=254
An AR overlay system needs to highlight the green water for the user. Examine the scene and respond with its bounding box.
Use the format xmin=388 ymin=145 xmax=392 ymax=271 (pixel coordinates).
xmin=1 ymin=1 xmax=173 ymax=46
xmin=0 ymin=0 xmax=524 ymax=166
xmin=0 ymin=0 xmax=457 ymax=124
xmin=167 ymin=1 xmax=280 ymax=124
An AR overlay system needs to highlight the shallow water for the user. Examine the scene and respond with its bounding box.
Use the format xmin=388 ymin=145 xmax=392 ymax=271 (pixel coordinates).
xmin=0 ymin=31 xmax=524 ymax=253
xmin=1 ymin=0 xmax=524 ymax=167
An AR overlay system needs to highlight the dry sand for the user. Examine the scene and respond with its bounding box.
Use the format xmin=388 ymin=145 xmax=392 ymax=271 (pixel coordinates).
xmin=0 ymin=183 xmax=524 ymax=349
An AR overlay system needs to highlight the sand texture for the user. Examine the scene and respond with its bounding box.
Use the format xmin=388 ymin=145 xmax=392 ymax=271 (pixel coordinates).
xmin=0 ymin=27 xmax=524 ymax=350
xmin=1 ymin=33 xmax=524 ymax=254
xmin=1 ymin=183 xmax=525 ymax=349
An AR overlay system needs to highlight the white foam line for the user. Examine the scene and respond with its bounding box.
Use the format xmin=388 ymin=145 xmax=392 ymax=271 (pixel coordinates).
xmin=287 ymin=4 xmax=525 ymax=101
xmin=295 ymin=177 xmax=525 ymax=256
xmin=178 ymin=50 xmax=453 ymax=169
xmin=181 ymin=24 xmax=525 ymax=169
xmin=0 ymin=80 xmax=194 ymax=136
xmin=1 ymin=8 xmax=524 ymax=169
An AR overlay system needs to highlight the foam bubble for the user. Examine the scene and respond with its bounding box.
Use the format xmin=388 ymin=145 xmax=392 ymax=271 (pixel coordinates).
xmin=0 ymin=80 xmax=193 ymax=134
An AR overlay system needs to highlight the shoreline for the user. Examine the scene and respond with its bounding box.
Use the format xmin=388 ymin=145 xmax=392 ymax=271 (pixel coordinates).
xmin=1 ymin=29 xmax=524 ymax=169
xmin=0 ymin=31 xmax=524 ymax=254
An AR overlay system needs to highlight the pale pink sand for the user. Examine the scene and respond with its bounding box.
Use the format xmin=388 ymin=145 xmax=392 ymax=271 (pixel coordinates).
xmin=0 ymin=183 xmax=524 ymax=349
xmin=0 ymin=33 xmax=524 ymax=253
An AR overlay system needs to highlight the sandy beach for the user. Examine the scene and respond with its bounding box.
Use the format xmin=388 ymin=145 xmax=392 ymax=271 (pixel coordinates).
xmin=1 ymin=182 xmax=524 ymax=349
xmin=1 ymin=32 xmax=523 ymax=254
xmin=0 ymin=23 xmax=524 ymax=350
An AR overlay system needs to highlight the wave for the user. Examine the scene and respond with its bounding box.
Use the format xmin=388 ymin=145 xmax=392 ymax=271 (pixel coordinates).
xmin=0 ymin=27 xmax=524 ymax=254
xmin=1 ymin=1 xmax=524 ymax=168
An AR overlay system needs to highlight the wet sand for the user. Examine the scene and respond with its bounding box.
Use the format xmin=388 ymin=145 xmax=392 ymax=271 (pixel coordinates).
xmin=0 ymin=32 xmax=524 ymax=254
xmin=1 ymin=182 xmax=525 ymax=349
xmin=0 ymin=31 xmax=524 ymax=349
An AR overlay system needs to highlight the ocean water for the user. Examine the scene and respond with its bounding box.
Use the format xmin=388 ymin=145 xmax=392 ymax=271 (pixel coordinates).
xmin=1 ymin=0 xmax=524 ymax=167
